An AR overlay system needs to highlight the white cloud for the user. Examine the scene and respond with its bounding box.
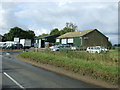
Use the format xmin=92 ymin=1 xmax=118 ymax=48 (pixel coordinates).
xmin=28 ymin=24 xmax=50 ymax=35
xmin=0 ymin=1 xmax=118 ymax=44
xmin=1 ymin=0 xmax=119 ymax=2
xmin=0 ymin=2 xmax=29 ymax=34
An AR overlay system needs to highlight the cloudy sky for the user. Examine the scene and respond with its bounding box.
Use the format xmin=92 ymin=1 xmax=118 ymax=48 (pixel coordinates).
xmin=0 ymin=0 xmax=119 ymax=44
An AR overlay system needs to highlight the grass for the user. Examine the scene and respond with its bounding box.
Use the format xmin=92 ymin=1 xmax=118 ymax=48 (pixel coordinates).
xmin=18 ymin=49 xmax=119 ymax=85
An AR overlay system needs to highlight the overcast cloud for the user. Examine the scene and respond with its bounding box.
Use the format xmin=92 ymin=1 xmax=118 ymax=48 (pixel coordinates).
xmin=0 ymin=1 xmax=118 ymax=44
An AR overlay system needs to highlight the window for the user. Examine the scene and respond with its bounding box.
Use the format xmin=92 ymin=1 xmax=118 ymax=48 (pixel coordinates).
xmin=61 ymin=39 xmax=67 ymax=44
xmin=56 ymin=39 xmax=60 ymax=42
xmin=68 ymin=38 xmax=73 ymax=43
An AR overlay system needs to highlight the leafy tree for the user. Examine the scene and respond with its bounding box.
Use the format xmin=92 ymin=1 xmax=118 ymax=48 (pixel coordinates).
xmin=4 ymin=27 xmax=24 ymax=41
xmin=64 ymin=22 xmax=77 ymax=32
xmin=4 ymin=33 xmax=11 ymax=41
xmin=4 ymin=27 xmax=35 ymax=43
xmin=38 ymin=33 xmax=49 ymax=37
xmin=50 ymin=28 xmax=60 ymax=35
xmin=59 ymin=30 xmax=66 ymax=35
xmin=26 ymin=30 xmax=35 ymax=43
xmin=60 ymin=22 xmax=77 ymax=35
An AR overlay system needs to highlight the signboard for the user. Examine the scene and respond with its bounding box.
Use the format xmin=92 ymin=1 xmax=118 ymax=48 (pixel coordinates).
xmin=61 ymin=39 xmax=67 ymax=44
xmin=14 ymin=37 xmax=19 ymax=43
xmin=68 ymin=38 xmax=73 ymax=43
xmin=56 ymin=39 xmax=60 ymax=42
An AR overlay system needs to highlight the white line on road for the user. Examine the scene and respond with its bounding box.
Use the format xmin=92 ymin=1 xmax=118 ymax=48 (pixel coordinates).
xmin=3 ymin=72 xmax=25 ymax=89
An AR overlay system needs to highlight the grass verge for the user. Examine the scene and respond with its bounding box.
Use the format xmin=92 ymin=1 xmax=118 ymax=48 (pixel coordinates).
xmin=18 ymin=50 xmax=119 ymax=85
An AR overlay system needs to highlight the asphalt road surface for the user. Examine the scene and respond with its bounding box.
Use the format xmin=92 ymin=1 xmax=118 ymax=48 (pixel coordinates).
xmin=1 ymin=51 xmax=102 ymax=89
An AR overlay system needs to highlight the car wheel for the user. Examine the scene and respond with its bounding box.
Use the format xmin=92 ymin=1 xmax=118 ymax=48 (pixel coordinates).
xmin=95 ymin=51 xmax=98 ymax=53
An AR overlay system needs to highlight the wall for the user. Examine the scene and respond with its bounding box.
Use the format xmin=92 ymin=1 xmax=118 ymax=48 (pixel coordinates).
xmin=73 ymin=37 xmax=82 ymax=47
xmin=56 ymin=37 xmax=82 ymax=47
xmin=82 ymin=30 xmax=109 ymax=49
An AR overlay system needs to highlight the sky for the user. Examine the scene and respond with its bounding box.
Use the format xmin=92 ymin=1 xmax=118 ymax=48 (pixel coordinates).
xmin=0 ymin=0 xmax=119 ymax=44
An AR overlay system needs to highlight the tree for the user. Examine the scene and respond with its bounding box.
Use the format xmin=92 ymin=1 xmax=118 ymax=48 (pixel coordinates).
xmin=4 ymin=27 xmax=24 ymax=41
xmin=50 ymin=28 xmax=60 ymax=35
xmin=26 ymin=30 xmax=35 ymax=43
xmin=38 ymin=33 xmax=49 ymax=37
xmin=60 ymin=22 xmax=77 ymax=35
xmin=4 ymin=27 xmax=35 ymax=43
xmin=59 ymin=30 xmax=66 ymax=35
xmin=64 ymin=22 xmax=77 ymax=32
xmin=4 ymin=33 xmax=11 ymax=41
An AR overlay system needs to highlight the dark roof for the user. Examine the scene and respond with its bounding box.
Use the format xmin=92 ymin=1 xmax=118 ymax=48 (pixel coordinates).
xmin=35 ymin=34 xmax=59 ymax=39
xmin=57 ymin=29 xmax=96 ymax=39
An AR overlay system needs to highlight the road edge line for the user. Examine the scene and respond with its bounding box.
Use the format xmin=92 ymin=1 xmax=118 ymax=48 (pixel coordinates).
xmin=3 ymin=72 xmax=25 ymax=89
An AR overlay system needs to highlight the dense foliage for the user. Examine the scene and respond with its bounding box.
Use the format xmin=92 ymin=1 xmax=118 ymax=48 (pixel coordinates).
xmin=38 ymin=22 xmax=77 ymax=37
xmin=3 ymin=27 xmax=35 ymax=43
xmin=38 ymin=33 xmax=49 ymax=37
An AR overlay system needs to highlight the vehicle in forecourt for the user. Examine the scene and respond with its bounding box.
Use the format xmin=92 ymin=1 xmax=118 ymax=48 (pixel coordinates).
xmin=50 ymin=44 xmax=72 ymax=51
xmin=86 ymin=46 xmax=109 ymax=53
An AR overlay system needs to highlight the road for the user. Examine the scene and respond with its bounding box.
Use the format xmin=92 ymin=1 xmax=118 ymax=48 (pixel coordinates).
xmin=1 ymin=51 xmax=101 ymax=89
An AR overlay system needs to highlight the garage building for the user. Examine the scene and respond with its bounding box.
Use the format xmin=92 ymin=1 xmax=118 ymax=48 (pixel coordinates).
xmin=56 ymin=29 xmax=110 ymax=49
xmin=35 ymin=35 xmax=59 ymax=48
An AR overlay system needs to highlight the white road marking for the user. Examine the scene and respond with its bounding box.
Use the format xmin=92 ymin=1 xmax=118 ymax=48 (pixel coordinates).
xmin=3 ymin=72 xmax=25 ymax=89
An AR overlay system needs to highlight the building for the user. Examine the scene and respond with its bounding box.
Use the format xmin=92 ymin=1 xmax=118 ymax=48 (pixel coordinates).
xmin=56 ymin=29 xmax=109 ymax=49
xmin=35 ymin=35 xmax=59 ymax=48
xmin=0 ymin=34 xmax=3 ymax=42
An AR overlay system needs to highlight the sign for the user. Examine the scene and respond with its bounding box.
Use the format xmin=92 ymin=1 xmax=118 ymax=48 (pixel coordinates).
xmin=61 ymin=39 xmax=67 ymax=44
xmin=14 ymin=37 xmax=19 ymax=43
xmin=68 ymin=38 xmax=73 ymax=43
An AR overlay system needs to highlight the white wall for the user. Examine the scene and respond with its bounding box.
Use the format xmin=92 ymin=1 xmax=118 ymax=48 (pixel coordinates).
xmin=38 ymin=39 xmax=41 ymax=48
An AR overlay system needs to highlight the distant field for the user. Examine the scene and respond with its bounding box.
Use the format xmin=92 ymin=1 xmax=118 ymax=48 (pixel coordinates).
xmin=18 ymin=49 xmax=119 ymax=85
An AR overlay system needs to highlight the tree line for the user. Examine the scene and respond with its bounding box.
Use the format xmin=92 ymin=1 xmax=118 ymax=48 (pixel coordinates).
xmin=2 ymin=22 xmax=113 ymax=48
xmin=39 ymin=22 xmax=77 ymax=37
xmin=3 ymin=22 xmax=77 ymax=42
xmin=3 ymin=27 xmax=35 ymax=43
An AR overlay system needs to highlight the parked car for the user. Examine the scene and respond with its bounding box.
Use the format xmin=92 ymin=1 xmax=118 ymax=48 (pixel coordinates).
xmin=0 ymin=43 xmax=5 ymax=49
xmin=49 ymin=45 xmax=55 ymax=49
xmin=59 ymin=44 xmax=72 ymax=50
xmin=86 ymin=46 xmax=108 ymax=53
xmin=51 ymin=45 xmax=60 ymax=51
xmin=2 ymin=44 xmax=23 ymax=49
xmin=50 ymin=44 xmax=72 ymax=51
xmin=3 ymin=44 xmax=15 ymax=49
xmin=2 ymin=43 xmax=9 ymax=49
xmin=70 ymin=46 xmax=80 ymax=50
xmin=96 ymin=46 xmax=109 ymax=53
xmin=14 ymin=44 xmax=23 ymax=49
